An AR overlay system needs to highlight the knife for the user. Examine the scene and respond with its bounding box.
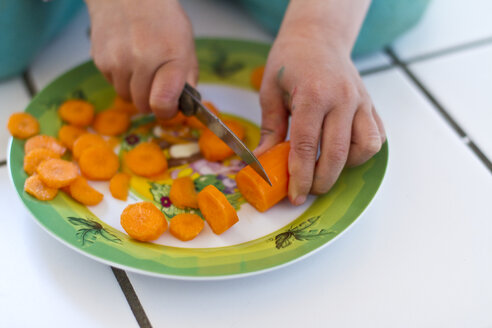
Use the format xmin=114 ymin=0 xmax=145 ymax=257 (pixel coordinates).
xmin=178 ymin=82 xmax=272 ymax=186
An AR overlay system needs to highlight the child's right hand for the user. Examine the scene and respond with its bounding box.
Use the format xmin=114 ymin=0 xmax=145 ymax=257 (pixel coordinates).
xmin=85 ymin=0 xmax=198 ymax=119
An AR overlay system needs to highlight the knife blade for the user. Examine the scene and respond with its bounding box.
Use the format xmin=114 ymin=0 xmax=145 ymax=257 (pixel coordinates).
xmin=179 ymin=83 xmax=272 ymax=186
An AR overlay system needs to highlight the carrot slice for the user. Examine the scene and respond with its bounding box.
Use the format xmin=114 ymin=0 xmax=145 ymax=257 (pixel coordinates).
xmin=23 ymin=148 xmax=61 ymax=175
xmin=58 ymin=99 xmax=95 ymax=127
xmin=36 ymin=158 xmax=79 ymax=188
xmin=125 ymin=142 xmax=167 ymax=177
xmin=7 ymin=112 xmax=40 ymax=139
xmin=120 ymin=202 xmax=168 ymax=241
xmin=109 ymin=173 xmax=131 ymax=201
xmin=69 ymin=176 xmax=103 ymax=206
xmin=79 ymin=145 xmax=119 ymax=181
xmin=198 ymin=120 xmax=245 ymax=161
xmin=236 ymin=141 xmax=290 ymax=212
xmin=93 ymin=109 xmax=130 ymax=136
xmin=197 ymin=185 xmax=238 ymax=235
xmin=157 ymin=111 xmax=186 ymax=127
xmin=112 ymin=95 xmax=139 ymax=116
xmin=185 ymin=101 xmax=220 ymax=129
xmin=72 ymin=133 xmax=107 ymax=160
xmin=24 ymin=174 xmax=58 ymax=201
xmin=250 ymin=65 xmax=265 ymax=91
xmin=169 ymin=213 xmax=204 ymax=241
xmin=24 ymin=135 xmax=66 ymax=156
xmin=169 ymin=176 xmax=198 ymax=209
xmin=57 ymin=125 xmax=87 ymax=150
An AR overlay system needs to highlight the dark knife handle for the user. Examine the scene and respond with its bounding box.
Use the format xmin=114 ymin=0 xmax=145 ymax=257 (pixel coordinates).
xmin=179 ymin=82 xmax=202 ymax=116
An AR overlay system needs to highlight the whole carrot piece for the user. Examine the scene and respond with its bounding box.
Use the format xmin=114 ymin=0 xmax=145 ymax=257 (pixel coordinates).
xmin=197 ymin=185 xmax=238 ymax=235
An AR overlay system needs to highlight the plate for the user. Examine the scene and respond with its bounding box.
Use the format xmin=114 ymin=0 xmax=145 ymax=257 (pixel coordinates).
xmin=9 ymin=38 xmax=388 ymax=280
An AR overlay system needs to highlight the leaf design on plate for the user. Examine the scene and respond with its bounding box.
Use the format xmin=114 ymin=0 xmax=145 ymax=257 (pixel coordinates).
xmin=194 ymin=174 xmax=226 ymax=192
xmin=209 ymin=44 xmax=245 ymax=78
xmin=273 ymin=216 xmax=336 ymax=249
xmin=67 ymin=217 xmax=121 ymax=246
xmin=275 ymin=231 xmax=294 ymax=249
xmin=149 ymin=182 xmax=202 ymax=219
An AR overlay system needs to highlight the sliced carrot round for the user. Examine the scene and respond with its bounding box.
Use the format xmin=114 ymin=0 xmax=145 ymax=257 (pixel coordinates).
xmin=185 ymin=101 xmax=220 ymax=129
xmin=169 ymin=213 xmax=204 ymax=241
xmin=198 ymin=120 xmax=245 ymax=162
xmin=112 ymin=95 xmax=139 ymax=116
xmin=169 ymin=176 xmax=198 ymax=209
xmin=24 ymin=135 xmax=66 ymax=156
xmin=197 ymin=185 xmax=238 ymax=235
xmin=79 ymin=145 xmax=119 ymax=181
xmin=120 ymin=202 xmax=168 ymax=242
xmin=72 ymin=133 xmax=107 ymax=160
xmin=250 ymin=65 xmax=265 ymax=91
xmin=69 ymin=176 xmax=103 ymax=206
xmin=109 ymin=173 xmax=131 ymax=201
xmin=93 ymin=109 xmax=130 ymax=136
xmin=23 ymin=148 xmax=61 ymax=175
xmin=36 ymin=158 xmax=78 ymax=188
xmin=58 ymin=125 xmax=87 ymax=150
xmin=58 ymin=99 xmax=95 ymax=127
xmin=125 ymin=142 xmax=167 ymax=177
xmin=24 ymin=174 xmax=58 ymax=201
xmin=7 ymin=112 xmax=40 ymax=139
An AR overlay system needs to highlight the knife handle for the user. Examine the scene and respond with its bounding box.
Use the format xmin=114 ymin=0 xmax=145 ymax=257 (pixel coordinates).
xmin=179 ymin=82 xmax=202 ymax=117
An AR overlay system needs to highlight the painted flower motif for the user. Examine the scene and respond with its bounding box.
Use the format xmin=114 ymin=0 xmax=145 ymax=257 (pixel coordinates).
xmin=189 ymin=159 xmax=245 ymax=176
xmin=160 ymin=196 xmax=172 ymax=208
xmin=125 ymin=134 xmax=140 ymax=145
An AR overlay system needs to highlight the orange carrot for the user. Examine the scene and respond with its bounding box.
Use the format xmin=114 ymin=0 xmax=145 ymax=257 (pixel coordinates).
xmin=157 ymin=111 xmax=186 ymax=127
xmin=79 ymin=145 xmax=119 ymax=181
xmin=72 ymin=133 xmax=107 ymax=160
xmin=250 ymin=65 xmax=265 ymax=91
xmin=58 ymin=99 xmax=95 ymax=127
xmin=69 ymin=176 xmax=104 ymax=206
xmin=93 ymin=109 xmax=131 ymax=136
xmin=36 ymin=158 xmax=79 ymax=188
xmin=24 ymin=174 xmax=58 ymax=201
xmin=109 ymin=173 xmax=131 ymax=201
xmin=198 ymin=120 xmax=245 ymax=161
xmin=7 ymin=112 xmax=40 ymax=139
xmin=125 ymin=142 xmax=167 ymax=177
xmin=236 ymin=141 xmax=290 ymax=212
xmin=169 ymin=213 xmax=204 ymax=241
xmin=112 ymin=95 xmax=139 ymax=116
xmin=57 ymin=125 xmax=87 ymax=150
xmin=197 ymin=185 xmax=238 ymax=235
xmin=120 ymin=202 xmax=168 ymax=241
xmin=23 ymin=148 xmax=61 ymax=175
xmin=24 ymin=135 xmax=66 ymax=156
xmin=169 ymin=176 xmax=198 ymax=209
xmin=185 ymin=101 xmax=220 ymax=129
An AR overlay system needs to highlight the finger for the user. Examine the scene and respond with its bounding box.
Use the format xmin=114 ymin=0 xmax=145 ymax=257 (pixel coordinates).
xmin=149 ymin=59 xmax=188 ymax=119
xmin=311 ymin=109 xmax=352 ymax=194
xmin=372 ymin=106 xmax=386 ymax=143
xmin=130 ymin=63 xmax=155 ymax=113
xmin=186 ymin=56 xmax=199 ymax=87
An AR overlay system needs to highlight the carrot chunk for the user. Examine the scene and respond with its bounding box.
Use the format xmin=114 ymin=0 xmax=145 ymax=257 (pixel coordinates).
xmin=24 ymin=174 xmax=58 ymax=201
xmin=109 ymin=173 xmax=131 ymax=201
xmin=69 ymin=176 xmax=103 ymax=206
xmin=169 ymin=176 xmax=198 ymax=209
xmin=23 ymin=148 xmax=61 ymax=175
xmin=7 ymin=112 xmax=40 ymax=139
xmin=79 ymin=145 xmax=119 ymax=181
xmin=185 ymin=101 xmax=220 ymax=129
xmin=197 ymin=185 xmax=238 ymax=235
xmin=169 ymin=213 xmax=204 ymax=241
xmin=24 ymin=135 xmax=66 ymax=156
xmin=236 ymin=141 xmax=290 ymax=212
xmin=250 ymin=65 xmax=265 ymax=91
xmin=125 ymin=142 xmax=167 ymax=177
xmin=93 ymin=109 xmax=130 ymax=136
xmin=112 ymin=95 xmax=139 ymax=116
xmin=157 ymin=111 xmax=186 ymax=127
xmin=57 ymin=125 xmax=87 ymax=150
xmin=72 ymin=133 xmax=107 ymax=160
xmin=58 ymin=99 xmax=95 ymax=127
xmin=120 ymin=202 xmax=168 ymax=242
xmin=198 ymin=120 xmax=245 ymax=162
xmin=36 ymin=158 xmax=79 ymax=188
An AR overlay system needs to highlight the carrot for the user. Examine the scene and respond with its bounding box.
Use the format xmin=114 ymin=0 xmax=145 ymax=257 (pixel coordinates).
xmin=23 ymin=148 xmax=61 ymax=175
xmin=236 ymin=141 xmax=290 ymax=212
xmin=24 ymin=174 xmax=58 ymax=201
xmin=169 ymin=213 xmax=204 ymax=241
xmin=7 ymin=112 xmax=40 ymax=139
xmin=93 ymin=109 xmax=130 ymax=136
xmin=250 ymin=65 xmax=265 ymax=91
xmin=72 ymin=133 xmax=107 ymax=160
xmin=169 ymin=176 xmax=198 ymax=209
xmin=36 ymin=158 xmax=79 ymax=188
xmin=157 ymin=111 xmax=186 ymax=127
xmin=24 ymin=135 xmax=66 ymax=156
xmin=112 ymin=95 xmax=139 ymax=116
xmin=185 ymin=101 xmax=220 ymax=129
xmin=120 ymin=202 xmax=168 ymax=241
xmin=198 ymin=120 xmax=245 ymax=161
xmin=57 ymin=125 xmax=87 ymax=150
xmin=58 ymin=99 xmax=95 ymax=127
xmin=79 ymin=145 xmax=119 ymax=180
xmin=125 ymin=142 xmax=167 ymax=177
xmin=69 ymin=176 xmax=103 ymax=206
xmin=197 ymin=185 xmax=238 ymax=235
xmin=109 ymin=173 xmax=131 ymax=201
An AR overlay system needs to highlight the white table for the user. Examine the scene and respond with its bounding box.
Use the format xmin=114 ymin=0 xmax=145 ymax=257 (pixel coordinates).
xmin=1 ymin=0 xmax=491 ymax=327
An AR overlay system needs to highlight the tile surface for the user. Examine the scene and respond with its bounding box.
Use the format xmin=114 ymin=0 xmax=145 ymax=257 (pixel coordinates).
xmin=354 ymin=52 xmax=392 ymax=72
xmin=128 ymin=69 xmax=492 ymax=328
xmin=410 ymin=43 xmax=492 ymax=160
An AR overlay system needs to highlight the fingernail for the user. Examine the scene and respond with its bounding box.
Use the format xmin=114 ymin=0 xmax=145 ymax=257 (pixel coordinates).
xmin=293 ymin=194 xmax=307 ymax=206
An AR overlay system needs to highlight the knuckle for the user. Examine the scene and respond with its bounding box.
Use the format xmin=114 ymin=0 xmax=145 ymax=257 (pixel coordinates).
xmin=362 ymin=135 xmax=382 ymax=154
xmin=327 ymin=140 xmax=348 ymax=164
xmin=293 ymin=134 xmax=318 ymax=159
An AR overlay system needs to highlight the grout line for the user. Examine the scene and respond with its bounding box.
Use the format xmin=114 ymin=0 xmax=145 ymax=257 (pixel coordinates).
xmin=467 ymin=141 xmax=492 ymax=173
xmin=359 ymin=64 xmax=394 ymax=76
xmin=111 ymin=267 xmax=153 ymax=328
xmin=22 ymin=70 xmax=37 ymax=97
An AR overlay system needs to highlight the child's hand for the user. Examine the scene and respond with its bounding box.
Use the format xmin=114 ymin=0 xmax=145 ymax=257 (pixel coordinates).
xmin=256 ymin=0 xmax=385 ymax=205
xmin=85 ymin=0 xmax=197 ymax=118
